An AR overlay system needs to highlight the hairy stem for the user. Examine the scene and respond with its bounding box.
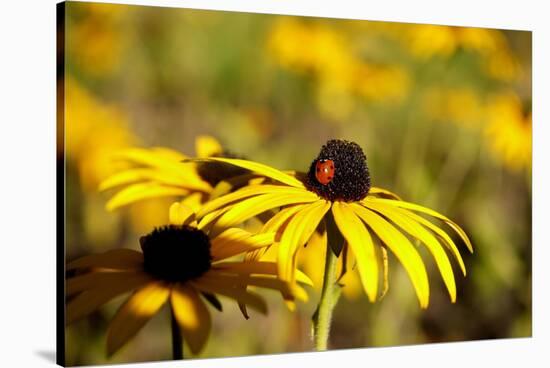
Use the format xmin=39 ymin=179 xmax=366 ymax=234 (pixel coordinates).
xmin=312 ymin=240 xmax=341 ymax=350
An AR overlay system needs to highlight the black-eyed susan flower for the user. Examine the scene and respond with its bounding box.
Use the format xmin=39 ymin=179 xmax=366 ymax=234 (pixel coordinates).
xmin=99 ymin=135 xmax=249 ymax=212
xmin=191 ymin=139 xmax=473 ymax=307
xmin=189 ymin=139 xmax=472 ymax=349
xmin=66 ymin=202 xmax=311 ymax=358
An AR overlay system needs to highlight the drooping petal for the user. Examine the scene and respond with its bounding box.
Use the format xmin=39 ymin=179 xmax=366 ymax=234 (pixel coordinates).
xmin=204 ymin=271 xmax=294 ymax=294
xmin=209 ymin=181 xmax=235 ymax=200
xmin=248 ymin=204 xmax=308 ymax=262
xmin=200 ymin=271 xmax=300 ymax=302
xmin=201 ymin=292 xmax=223 ymax=312
xmin=112 ymin=148 xmax=212 ymax=190
xmin=213 ymin=192 xmax=318 ymax=231
xmin=210 ymin=229 xmax=275 ymax=261
xmin=367 ymin=198 xmax=473 ymax=253
xmin=278 ymin=201 xmax=330 ymax=283
xmin=380 ymin=246 xmax=389 ymax=299
xmin=67 ymin=270 xmax=145 ymax=296
xmin=170 ymin=284 xmax=211 ymax=355
xmin=212 ymin=261 xmax=313 ymax=286
xmin=67 ymin=249 xmax=143 ymax=271
xmin=169 ymin=202 xmax=196 ymax=226
xmin=190 ymin=278 xmax=268 ymax=314
xmin=332 ymin=202 xmax=379 ymax=302
xmin=197 ymin=184 xmax=315 ymax=219
xmin=389 ymin=205 xmax=467 ymax=276
xmin=106 ymin=282 xmax=171 ymax=356
xmin=365 ymin=201 xmax=457 ymax=302
xmin=180 ymin=192 xmax=204 ymax=213
xmin=105 ymin=183 xmax=189 ymax=211
xmin=261 ymin=204 xmax=309 ymax=235
xmin=186 ymin=157 xmax=306 ymax=188
xmin=352 ymin=203 xmax=430 ymax=308
xmin=67 ymin=274 xmax=152 ymax=324
xmin=197 ymin=206 xmax=232 ymax=231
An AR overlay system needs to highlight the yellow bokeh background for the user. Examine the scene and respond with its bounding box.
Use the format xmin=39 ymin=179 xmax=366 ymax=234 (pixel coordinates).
xmin=63 ymin=2 xmax=532 ymax=365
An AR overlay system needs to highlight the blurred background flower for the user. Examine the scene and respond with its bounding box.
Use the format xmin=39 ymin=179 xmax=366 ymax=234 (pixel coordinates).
xmin=63 ymin=2 xmax=531 ymax=365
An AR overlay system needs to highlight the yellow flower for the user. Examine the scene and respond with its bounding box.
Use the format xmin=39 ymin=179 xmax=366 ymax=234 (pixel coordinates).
xmin=67 ymin=202 xmax=311 ymax=356
xmin=267 ymin=18 xmax=356 ymax=82
xmin=404 ymin=25 xmax=520 ymax=81
xmin=65 ymin=77 xmax=137 ymax=191
xmin=192 ymin=139 xmax=473 ymax=308
xmin=267 ymin=18 xmax=409 ymax=120
xmin=99 ymin=135 xmax=246 ymax=212
xmin=422 ymin=87 xmax=484 ymax=127
xmin=484 ymin=93 xmax=531 ymax=172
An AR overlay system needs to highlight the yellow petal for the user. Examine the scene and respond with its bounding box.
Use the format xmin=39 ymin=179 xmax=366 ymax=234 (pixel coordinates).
xmin=391 ymin=205 xmax=466 ymax=276
xmin=107 ymin=282 xmax=171 ymax=356
xmin=67 ymin=273 xmax=151 ymax=324
xmin=197 ymin=206 xmax=231 ymax=231
xmin=243 ymin=247 xmax=270 ymax=263
xmin=380 ymin=246 xmax=389 ymax=299
xmin=188 ymin=157 xmax=305 ymax=188
xmin=67 ymin=270 xmax=146 ymax=296
xmin=201 ymin=271 xmax=298 ymax=302
xmin=214 ymin=192 xmax=318 ymax=232
xmin=195 ymin=135 xmax=223 ymax=158
xmin=352 ymin=203 xmax=430 ymax=308
xmin=112 ymin=148 xmax=212 ymax=191
xmin=105 ymin=183 xmax=189 ymax=211
xmin=191 ymin=278 xmax=267 ymax=314
xmin=332 ymin=202 xmax=379 ymax=303
xmin=99 ymin=168 xmax=186 ymax=192
xmin=171 ymin=284 xmax=211 ymax=355
xmin=181 ymin=192 xmax=205 ymax=212
xmin=278 ymin=201 xmax=330 ymax=283
xmin=368 ymin=198 xmax=473 ymax=253
xmin=210 ymin=229 xmax=275 ymax=261
xmin=213 ymin=261 xmax=314 ymax=286
xmin=261 ymin=204 xmax=309 ymax=235
xmin=209 ymin=180 xmax=234 ymax=200
xmin=169 ymin=202 xmax=196 ymax=226
xmin=67 ymin=249 xmax=143 ymax=271
xmin=365 ymin=201 xmax=457 ymax=302
xmin=196 ymin=184 xmax=311 ymax=219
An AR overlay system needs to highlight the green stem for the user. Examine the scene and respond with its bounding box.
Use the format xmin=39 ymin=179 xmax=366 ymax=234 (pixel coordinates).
xmin=170 ymin=304 xmax=184 ymax=360
xmin=312 ymin=243 xmax=340 ymax=351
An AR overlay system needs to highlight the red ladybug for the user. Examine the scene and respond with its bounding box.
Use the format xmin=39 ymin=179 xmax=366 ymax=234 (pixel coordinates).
xmin=315 ymin=159 xmax=335 ymax=185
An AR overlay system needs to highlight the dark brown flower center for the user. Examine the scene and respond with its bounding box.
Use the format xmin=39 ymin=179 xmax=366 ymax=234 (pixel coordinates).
xmin=140 ymin=225 xmax=212 ymax=282
xmin=305 ymin=139 xmax=371 ymax=202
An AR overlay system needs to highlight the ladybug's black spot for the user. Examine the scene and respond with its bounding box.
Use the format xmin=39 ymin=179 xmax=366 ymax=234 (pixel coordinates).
xmin=140 ymin=225 xmax=211 ymax=282
xmin=196 ymin=150 xmax=249 ymax=187
xmin=305 ymin=139 xmax=371 ymax=202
